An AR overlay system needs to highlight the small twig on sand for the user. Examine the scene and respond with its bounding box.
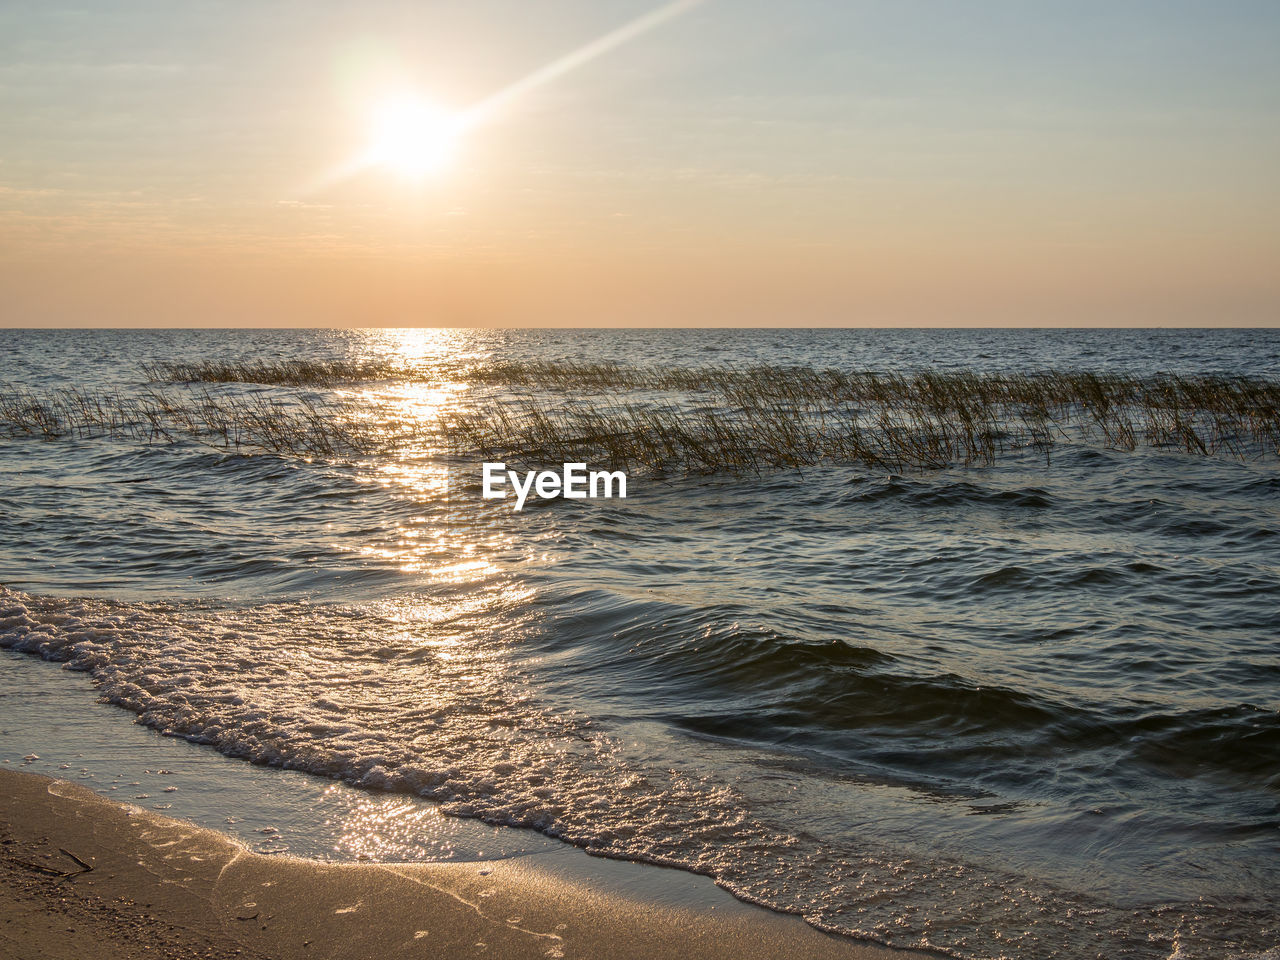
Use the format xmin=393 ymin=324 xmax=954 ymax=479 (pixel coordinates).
xmin=58 ymin=847 xmax=93 ymax=874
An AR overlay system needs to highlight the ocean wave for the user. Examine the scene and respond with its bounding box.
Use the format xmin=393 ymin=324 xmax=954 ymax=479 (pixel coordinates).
xmin=4 ymin=583 xmax=1276 ymax=959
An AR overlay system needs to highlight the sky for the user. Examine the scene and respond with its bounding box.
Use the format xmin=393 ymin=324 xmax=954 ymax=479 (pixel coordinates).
xmin=2 ymin=0 xmax=1278 ymax=327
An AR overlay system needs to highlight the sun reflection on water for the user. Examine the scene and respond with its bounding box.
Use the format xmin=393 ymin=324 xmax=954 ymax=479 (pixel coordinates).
xmin=335 ymin=328 xmax=522 ymax=582
xmin=370 ymin=328 xmax=488 ymax=369
xmin=323 ymin=786 xmax=462 ymax=861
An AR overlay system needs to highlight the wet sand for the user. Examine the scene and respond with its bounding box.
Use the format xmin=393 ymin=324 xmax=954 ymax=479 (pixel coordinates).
xmin=0 ymin=769 xmax=917 ymax=959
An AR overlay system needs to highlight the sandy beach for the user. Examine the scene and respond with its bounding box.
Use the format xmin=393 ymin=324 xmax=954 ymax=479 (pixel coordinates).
xmin=0 ymin=768 xmax=913 ymax=960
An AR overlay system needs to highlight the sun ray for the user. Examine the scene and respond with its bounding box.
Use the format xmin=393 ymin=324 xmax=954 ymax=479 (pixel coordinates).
xmin=458 ymin=0 xmax=706 ymax=129
xmin=300 ymin=0 xmax=706 ymax=194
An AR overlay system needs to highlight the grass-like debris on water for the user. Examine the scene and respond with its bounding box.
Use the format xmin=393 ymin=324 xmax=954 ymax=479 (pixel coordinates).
xmin=0 ymin=386 xmax=381 ymax=457
xmin=5 ymin=363 xmax=1279 ymax=472
xmin=143 ymin=358 xmax=417 ymax=387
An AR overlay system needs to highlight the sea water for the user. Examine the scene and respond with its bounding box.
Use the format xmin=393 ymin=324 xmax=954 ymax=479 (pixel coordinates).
xmin=1 ymin=327 xmax=1277 ymax=959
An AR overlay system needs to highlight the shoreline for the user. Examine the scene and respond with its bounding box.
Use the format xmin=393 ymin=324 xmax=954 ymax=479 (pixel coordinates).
xmin=0 ymin=769 xmax=920 ymax=959
xmin=0 ymin=646 xmax=566 ymax=866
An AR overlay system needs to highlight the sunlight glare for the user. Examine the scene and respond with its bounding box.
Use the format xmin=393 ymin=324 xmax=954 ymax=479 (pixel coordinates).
xmin=364 ymin=95 xmax=461 ymax=179
xmin=306 ymin=1 xmax=704 ymax=196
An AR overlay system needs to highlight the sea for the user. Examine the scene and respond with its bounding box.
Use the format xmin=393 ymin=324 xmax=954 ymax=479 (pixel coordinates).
xmin=1 ymin=328 xmax=1277 ymax=960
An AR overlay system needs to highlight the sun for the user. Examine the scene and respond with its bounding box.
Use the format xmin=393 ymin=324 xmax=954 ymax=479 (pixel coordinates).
xmin=364 ymin=94 xmax=462 ymax=179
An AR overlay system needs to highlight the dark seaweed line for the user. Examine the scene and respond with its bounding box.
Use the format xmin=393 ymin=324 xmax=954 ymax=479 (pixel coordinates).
xmin=447 ymin=362 xmax=1280 ymax=472
xmin=145 ymin=357 xmax=1280 ymax=455
xmin=142 ymin=358 xmax=416 ymax=387
xmin=3 ymin=372 xmax=1278 ymax=472
xmin=447 ymin=392 xmax=1278 ymax=475
xmin=0 ymin=385 xmax=383 ymax=457
xmin=149 ymin=356 xmax=1279 ymax=416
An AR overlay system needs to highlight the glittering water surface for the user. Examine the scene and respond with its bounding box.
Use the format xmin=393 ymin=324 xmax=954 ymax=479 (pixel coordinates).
xmin=1 ymin=328 xmax=1278 ymax=960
